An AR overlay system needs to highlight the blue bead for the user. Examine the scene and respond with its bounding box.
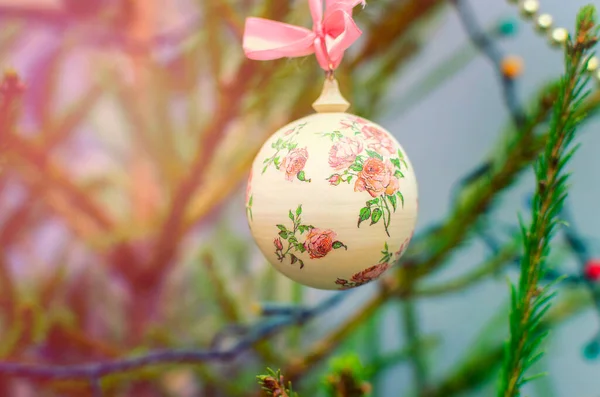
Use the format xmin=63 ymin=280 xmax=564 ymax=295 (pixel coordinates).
xmin=497 ymin=17 xmax=519 ymax=36
xmin=584 ymin=339 xmax=600 ymax=360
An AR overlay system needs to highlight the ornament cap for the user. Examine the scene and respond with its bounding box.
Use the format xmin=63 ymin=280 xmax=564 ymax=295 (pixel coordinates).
xmin=312 ymin=77 xmax=350 ymax=113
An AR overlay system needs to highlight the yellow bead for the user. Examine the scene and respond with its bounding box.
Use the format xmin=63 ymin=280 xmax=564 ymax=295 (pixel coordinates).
xmin=586 ymin=56 xmax=599 ymax=73
xmin=550 ymin=27 xmax=569 ymax=47
xmin=535 ymin=14 xmax=553 ymax=32
xmin=520 ymin=0 xmax=539 ymax=18
xmin=501 ymin=55 xmax=525 ymax=79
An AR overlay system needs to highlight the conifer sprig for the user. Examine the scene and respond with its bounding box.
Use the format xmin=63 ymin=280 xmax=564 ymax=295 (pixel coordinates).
xmin=497 ymin=5 xmax=599 ymax=397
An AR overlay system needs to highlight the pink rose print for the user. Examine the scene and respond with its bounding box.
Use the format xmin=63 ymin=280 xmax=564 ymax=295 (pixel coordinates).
xmin=385 ymin=174 xmax=400 ymax=196
xmin=362 ymin=125 xmax=395 ymax=155
xmin=335 ymin=262 xmax=390 ymax=290
xmin=281 ymin=148 xmax=308 ymax=181
xmin=340 ymin=116 xmax=369 ymax=129
xmin=354 ymin=157 xmax=400 ymax=198
xmin=395 ymin=234 xmax=413 ymax=257
xmin=304 ymin=228 xmax=337 ymax=259
xmin=274 ymin=238 xmax=284 ymax=251
xmin=261 ymin=122 xmax=310 ymax=182
xmin=275 ymin=205 xmax=347 ymax=268
xmin=329 ymin=174 xmax=342 ymax=186
xmin=328 ymin=136 xmax=364 ymax=171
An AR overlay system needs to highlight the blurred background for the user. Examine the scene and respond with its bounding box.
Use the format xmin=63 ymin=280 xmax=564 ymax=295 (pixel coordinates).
xmin=0 ymin=0 xmax=599 ymax=396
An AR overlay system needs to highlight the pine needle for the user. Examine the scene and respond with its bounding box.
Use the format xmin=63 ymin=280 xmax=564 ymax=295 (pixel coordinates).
xmin=497 ymin=5 xmax=599 ymax=397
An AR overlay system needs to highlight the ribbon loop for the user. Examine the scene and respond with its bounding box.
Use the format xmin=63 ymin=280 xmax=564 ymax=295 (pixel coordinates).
xmin=242 ymin=0 xmax=365 ymax=71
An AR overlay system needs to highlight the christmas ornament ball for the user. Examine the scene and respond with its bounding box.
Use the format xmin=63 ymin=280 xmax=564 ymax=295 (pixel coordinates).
xmin=245 ymin=80 xmax=418 ymax=290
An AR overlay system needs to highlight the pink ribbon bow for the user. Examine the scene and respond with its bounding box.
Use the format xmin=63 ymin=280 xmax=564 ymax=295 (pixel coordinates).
xmin=242 ymin=0 xmax=365 ymax=71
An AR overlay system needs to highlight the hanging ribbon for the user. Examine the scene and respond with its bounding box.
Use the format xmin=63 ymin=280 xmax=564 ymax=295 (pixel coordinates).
xmin=242 ymin=0 xmax=366 ymax=71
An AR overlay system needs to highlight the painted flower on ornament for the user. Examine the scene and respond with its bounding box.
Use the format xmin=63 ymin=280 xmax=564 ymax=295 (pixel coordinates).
xmin=335 ymin=262 xmax=390 ymax=290
xmin=395 ymin=233 xmax=413 ymax=258
xmin=274 ymin=205 xmax=347 ymax=269
xmin=261 ymin=122 xmax=310 ymax=182
xmin=281 ymin=148 xmax=309 ymax=181
xmin=274 ymin=237 xmax=284 ymax=251
xmin=304 ymin=228 xmax=337 ymax=259
xmin=354 ymin=158 xmax=400 ymax=198
xmin=362 ymin=125 xmax=395 ymax=155
xmin=329 ymin=174 xmax=342 ymax=186
xmin=328 ymin=136 xmax=364 ymax=171
xmin=340 ymin=116 xmax=369 ymax=130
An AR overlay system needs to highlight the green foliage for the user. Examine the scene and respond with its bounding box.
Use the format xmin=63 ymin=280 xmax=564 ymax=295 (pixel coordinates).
xmin=497 ymin=6 xmax=599 ymax=396
xmin=0 ymin=1 xmax=599 ymax=396
xmin=257 ymin=368 xmax=298 ymax=397
xmin=323 ymin=354 xmax=372 ymax=397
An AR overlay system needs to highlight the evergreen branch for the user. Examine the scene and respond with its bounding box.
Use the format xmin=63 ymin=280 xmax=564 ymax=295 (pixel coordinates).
xmin=0 ymin=292 xmax=351 ymax=392
xmin=404 ymin=46 xmax=559 ymax=280
xmin=284 ymin=287 xmax=392 ymax=382
xmin=402 ymin=298 xmax=429 ymax=395
xmin=257 ymin=368 xmax=297 ymax=397
xmin=415 ymin=238 xmax=520 ymax=297
xmin=497 ymin=6 xmax=599 ymax=396
xmin=427 ymin=291 xmax=591 ymax=397
xmin=324 ymin=355 xmax=372 ymax=397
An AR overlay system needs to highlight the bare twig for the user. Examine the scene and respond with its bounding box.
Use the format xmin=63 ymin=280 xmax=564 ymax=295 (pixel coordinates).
xmin=0 ymin=291 xmax=351 ymax=388
xmin=450 ymin=0 xmax=526 ymax=129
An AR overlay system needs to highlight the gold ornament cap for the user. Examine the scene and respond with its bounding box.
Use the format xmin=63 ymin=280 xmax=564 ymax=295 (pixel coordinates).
xmin=312 ymin=77 xmax=350 ymax=113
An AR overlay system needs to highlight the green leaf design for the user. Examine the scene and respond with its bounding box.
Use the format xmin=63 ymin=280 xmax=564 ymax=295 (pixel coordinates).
xmin=289 ymin=210 xmax=295 ymax=220
xmin=391 ymin=158 xmax=401 ymax=169
xmin=297 ymin=171 xmax=306 ymax=181
xmin=279 ymin=231 xmax=289 ymax=239
xmin=355 ymin=155 xmax=365 ymax=164
xmin=371 ymin=208 xmax=383 ymax=225
xmin=367 ymin=198 xmax=380 ymax=207
xmin=358 ymin=207 xmax=371 ymax=227
xmin=263 ymin=158 xmax=270 ymax=164
xmin=397 ymin=191 xmax=405 ymax=207
xmin=290 ymin=254 xmax=298 ymax=264
xmin=394 ymin=170 xmax=404 ymax=179
xmin=332 ymin=241 xmax=347 ymax=250
xmin=276 ymin=225 xmax=287 ymax=231
xmin=397 ymin=149 xmax=404 ymax=159
xmin=248 ymin=195 xmax=253 ymax=206
xmin=274 ymin=157 xmax=281 ymax=169
xmin=347 ymin=175 xmax=353 ymax=182
xmin=389 ymin=194 xmax=398 ymax=211
xmin=365 ymin=149 xmax=383 ymax=160
xmin=289 ymin=236 xmax=298 ymax=244
xmin=298 ymin=225 xmax=307 ymax=234
xmin=296 ymin=205 xmax=302 ymax=216
xmin=349 ymin=163 xmax=363 ymax=172
xmin=297 ymin=244 xmax=306 ymax=253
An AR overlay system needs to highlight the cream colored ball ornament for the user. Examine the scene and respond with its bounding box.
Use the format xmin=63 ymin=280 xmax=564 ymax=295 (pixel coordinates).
xmin=245 ymin=78 xmax=418 ymax=290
